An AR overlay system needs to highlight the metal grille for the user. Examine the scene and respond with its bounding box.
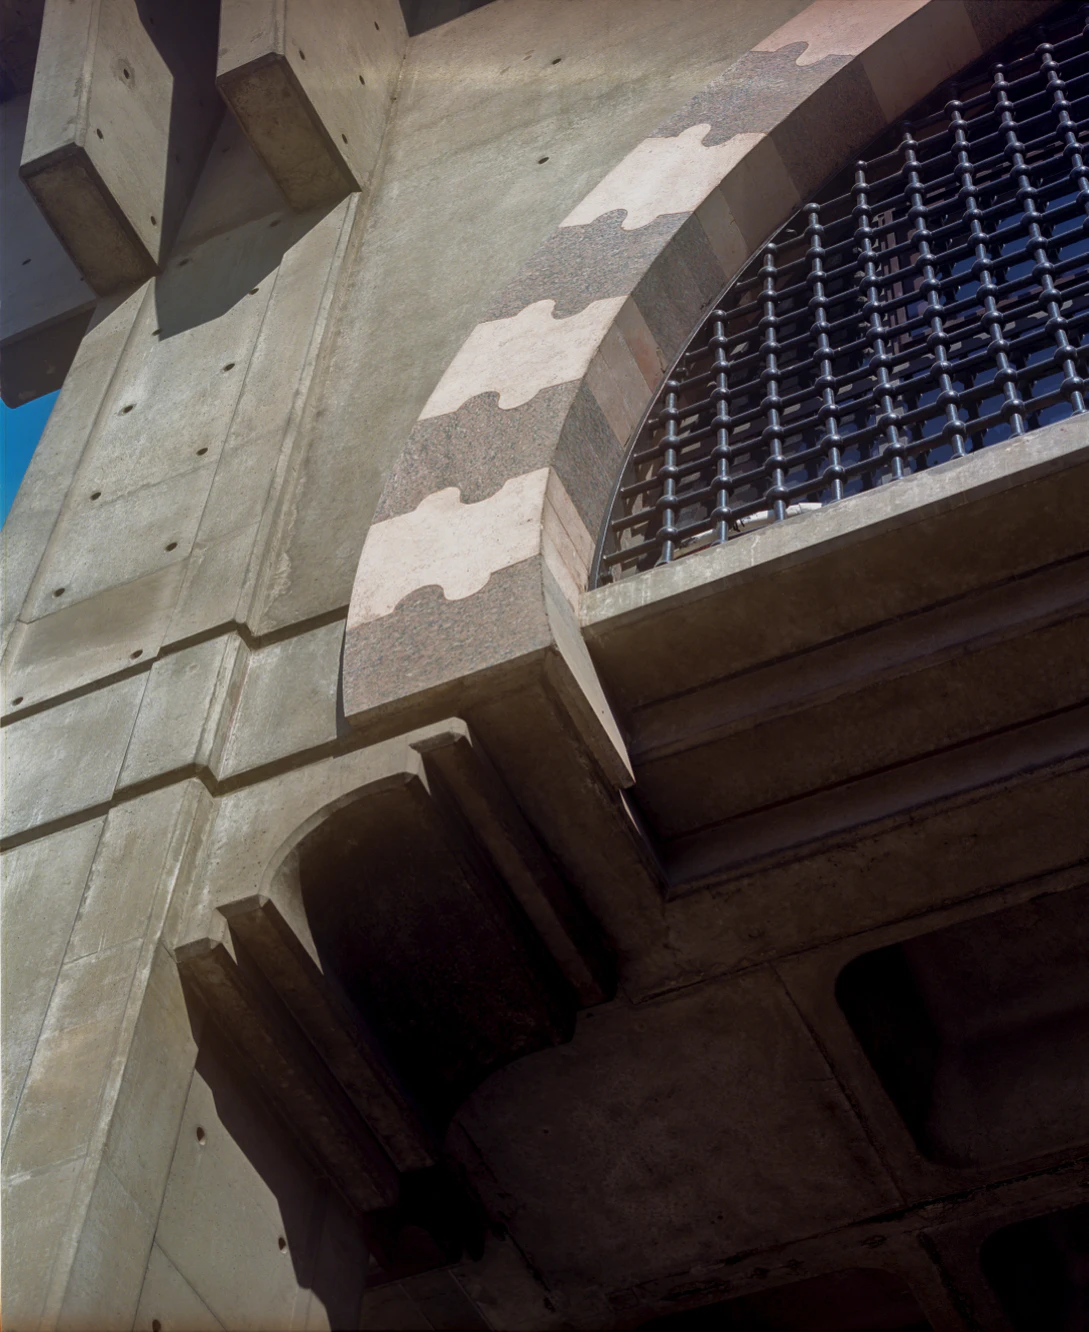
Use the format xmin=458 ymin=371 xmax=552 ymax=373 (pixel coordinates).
xmin=594 ymin=5 xmax=1089 ymax=586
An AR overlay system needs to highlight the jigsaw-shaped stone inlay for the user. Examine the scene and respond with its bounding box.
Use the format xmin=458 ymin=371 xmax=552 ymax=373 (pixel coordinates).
xmin=561 ymin=127 xmax=765 ymax=233
xmin=420 ymin=297 xmax=627 ymax=419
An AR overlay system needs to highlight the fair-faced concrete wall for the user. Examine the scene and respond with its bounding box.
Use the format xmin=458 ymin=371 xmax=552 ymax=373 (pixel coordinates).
xmin=4 ymin=5 xmax=826 ymax=1326
xmin=4 ymin=3 xmax=1083 ymax=1329
xmin=0 ymin=94 xmax=93 ymax=406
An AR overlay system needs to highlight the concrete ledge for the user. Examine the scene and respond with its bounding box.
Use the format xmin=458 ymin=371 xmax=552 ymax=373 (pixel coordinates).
xmin=583 ymin=416 xmax=1089 ymax=632
xmin=582 ymin=417 xmax=1089 ymax=713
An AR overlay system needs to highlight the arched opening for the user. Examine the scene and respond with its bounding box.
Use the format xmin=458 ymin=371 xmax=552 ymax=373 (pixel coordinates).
xmin=595 ymin=4 xmax=1088 ymax=584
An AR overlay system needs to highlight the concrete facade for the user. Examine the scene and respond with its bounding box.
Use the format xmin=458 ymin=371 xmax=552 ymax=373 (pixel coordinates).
xmin=2 ymin=1 xmax=1087 ymax=1329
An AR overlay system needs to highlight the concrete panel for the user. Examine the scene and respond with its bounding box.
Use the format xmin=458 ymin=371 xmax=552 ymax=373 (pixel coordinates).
xmin=3 ymin=562 xmax=187 ymax=714
xmin=0 ymin=1157 xmax=85 ymax=1332
xmin=0 ymin=93 xmax=94 ymax=406
xmin=1 ymin=820 xmax=104 ymax=1144
xmin=134 ymin=1243 xmax=225 ymax=1332
xmin=65 ymin=786 xmax=203 ymax=965
xmin=0 ymin=285 xmax=144 ymax=659
xmin=58 ymin=1158 xmax=158 ymax=1332
xmin=217 ymin=0 xmax=407 ymax=210
xmin=454 ymin=968 xmax=901 ymax=1292
xmin=20 ymin=0 xmax=221 ymax=292
xmin=215 ymin=621 xmax=343 ymax=780
xmin=118 ymin=635 xmax=241 ymax=790
xmin=3 ymin=937 xmax=143 ymax=1177
xmin=101 ymin=943 xmax=200 ymax=1220
xmin=184 ymin=195 xmax=358 ymax=640
xmin=15 ymin=201 xmax=300 ymax=635
xmin=0 ymin=673 xmax=146 ymax=842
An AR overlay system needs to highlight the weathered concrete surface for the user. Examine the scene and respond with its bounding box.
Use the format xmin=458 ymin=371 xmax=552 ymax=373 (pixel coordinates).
xmin=0 ymin=94 xmax=93 ymax=405
xmin=20 ymin=0 xmax=221 ymax=293
xmin=217 ymin=0 xmax=407 ymax=210
xmin=1 ymin=784 xmax=207 ymax=1331
xmin=3 ymin=3 xmax=1085 ymax=1329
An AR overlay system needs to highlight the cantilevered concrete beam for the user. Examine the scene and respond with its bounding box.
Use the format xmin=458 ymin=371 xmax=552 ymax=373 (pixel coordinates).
xmin=216 ymin=0 xmax=407 ymax=211
xmin=19 ymin=0 xmax=221 ymax=294
xmin=0 ymin=93 xmax=93 ymax=404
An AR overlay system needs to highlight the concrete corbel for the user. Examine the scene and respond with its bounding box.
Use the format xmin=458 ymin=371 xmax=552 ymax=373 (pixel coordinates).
xmin=20 ymin=0 xmax=222 ymax=293
xmin=216 ymin=0 xmax=407 ymax=211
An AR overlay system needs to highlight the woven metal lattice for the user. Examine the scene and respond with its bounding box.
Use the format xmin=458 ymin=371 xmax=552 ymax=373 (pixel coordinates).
xmin=594 ymin=5 xmax=1089 ymax=586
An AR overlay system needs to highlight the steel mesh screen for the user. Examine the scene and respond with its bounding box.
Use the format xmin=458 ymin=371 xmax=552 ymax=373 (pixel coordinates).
xmin=594 ymin=5 xmax=1089 ymax=586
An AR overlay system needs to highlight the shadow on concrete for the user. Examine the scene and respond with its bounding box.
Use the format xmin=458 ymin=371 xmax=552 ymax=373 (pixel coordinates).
xmin=400 ymin=0 xmax=496 ymax=37
xmin=133 ymin=0 xmax=224 ymax=265
xmin=194 ymin=1023 xmax=370 ymax=1331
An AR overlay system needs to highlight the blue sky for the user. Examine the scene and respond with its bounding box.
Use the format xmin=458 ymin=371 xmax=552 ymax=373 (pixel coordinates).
xmin=1 ymin=391 xmax=57 ymax=525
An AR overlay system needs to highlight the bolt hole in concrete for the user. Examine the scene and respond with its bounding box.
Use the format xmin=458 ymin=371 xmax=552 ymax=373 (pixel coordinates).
xmin=374 ymin=20 xmax=379 ymax=28
xmin=222 ymin=362 xmax=235 ymax=372
xmin=165 ymin=542 xmax=177 ymax=552
xmin=150 ymin=215 xmax=157 ymax=226
xmin=52 ymin=587 xmax=64 ymax=597
xmin=122 ymin=67 xmax=130 ymax=79
xmin=178 ymin=258 xmax=190 ymax=267
xmin=299 ymin=48 xmax=306 ymax=59
xmin=90 ymin=491 xmax=101 ymax=500
xmin=195 ymin=1126 xmax=206 ymax=1144
xmin=196 ymin=447 xmax=208 ymax=456
xmin=551 ymin=56 xmax=562 ymax=63
xmin=538 ymin=156 xmax=549 ymax=164
xmin=278 ymin=1236 xmax=287 ymax=1251
xmin=96 ymin=127 xmax=103 ymax=138
xmin=11 ymin=696 xmax=23 ymax=706
xmin=131 ymin=649 xmax=143 ymax=659
xmin=152 ymin=328 xmax=161 ymax=336
xmin=341 ymin=133 xmax=348 ymax=143
xmin=21 ymin=257 xmax=30 ymax=265
xmin=269 ymin=219 xmax=281 ymax=229
xmin=248 ymin=287 xmax=259 ymax=296
xmin=121 ymin=404 xmax=134 ymax=414
xmin=359 ymin=74 xmax=365 ymax=84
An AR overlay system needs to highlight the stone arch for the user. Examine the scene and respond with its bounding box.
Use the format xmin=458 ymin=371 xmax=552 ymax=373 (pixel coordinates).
xmin=342 ymin=0 xmax=1050 ymax=746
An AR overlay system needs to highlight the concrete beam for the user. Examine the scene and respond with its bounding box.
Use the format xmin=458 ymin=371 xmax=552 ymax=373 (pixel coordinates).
xmin=1 ymin=94 xmax=93 ymax=405
xmin=176 ymin=934 xmax=402 ymax=1216
xmin=216 ymin=0 xmax=407 ymax=211
xmin=19 ymin=0 xmax=221 ymax=294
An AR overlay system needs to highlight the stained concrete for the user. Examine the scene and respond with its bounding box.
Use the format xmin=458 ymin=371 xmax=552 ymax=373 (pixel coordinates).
xmin=3 ymin=2 xmax=1084 ymax=1329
